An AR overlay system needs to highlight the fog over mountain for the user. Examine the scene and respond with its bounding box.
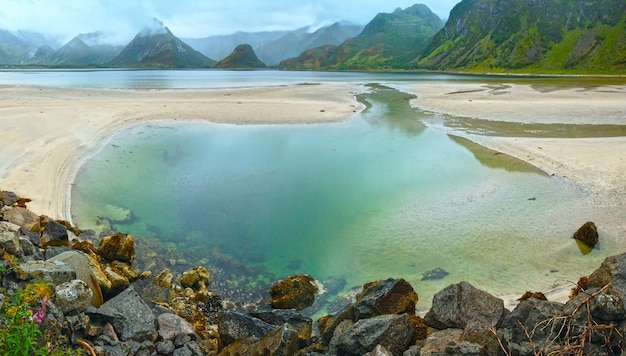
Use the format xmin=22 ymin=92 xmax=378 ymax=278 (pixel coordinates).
xmin=0 ymin=0 xmax=457 ymax=44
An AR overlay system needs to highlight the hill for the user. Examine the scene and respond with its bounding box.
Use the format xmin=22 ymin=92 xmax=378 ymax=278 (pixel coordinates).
xmin=280 ymin=4 xmax=442 ymax=70
xmin=214 ymin=44 xmax=266 ymax=69
xmin=108 ymin=20 xmax=216 ymax=69
xmin=47 ymin=33 xmax=122 ymax=66
xmin=417 ymin=0 xmax=626 ymax=73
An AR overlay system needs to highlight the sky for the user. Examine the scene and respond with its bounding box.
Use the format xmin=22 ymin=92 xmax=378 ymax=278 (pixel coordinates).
xmin=0 ymin=0 xmax=460 ymax=44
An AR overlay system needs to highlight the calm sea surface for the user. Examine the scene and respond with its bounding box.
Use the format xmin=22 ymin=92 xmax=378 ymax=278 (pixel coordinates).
xmin=2 ymin=70 xmax=622 ymax=311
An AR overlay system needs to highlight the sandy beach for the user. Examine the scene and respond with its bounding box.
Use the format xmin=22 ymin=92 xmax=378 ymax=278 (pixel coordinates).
xmin=395 ymin=82 xmax=626 ymax=234
xmin=0 ymin=83 xmax=363 ymax=219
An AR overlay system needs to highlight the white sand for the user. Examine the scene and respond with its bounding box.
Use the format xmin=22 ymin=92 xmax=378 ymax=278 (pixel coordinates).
xmin=0 ymin=83 xmax=363 ymax=220
xmin=396 ymin=81 xmax=626 ymax=307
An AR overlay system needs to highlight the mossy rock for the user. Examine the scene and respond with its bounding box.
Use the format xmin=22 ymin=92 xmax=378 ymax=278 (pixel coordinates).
xmin=98 ymin=233 xmax=135 ymax=263
xmin=269 ymin=274 xmax=318 ymax=311
xmin=573 ymin=221 xmax=599 ymax=249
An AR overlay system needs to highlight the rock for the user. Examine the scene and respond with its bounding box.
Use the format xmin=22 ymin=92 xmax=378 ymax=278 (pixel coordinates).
xmin=354 ymin=278 xmax=419 ymax=320
xmin=98 ymin=233 xmax=135 ymax=263
xmin=156 ymin=340 xmax=176 ymax=354
xmin=498 ymin=298 xmax=564 ymax=349
xmin=54 ymin=279 xmax=93 ymax=314
xmin=462 ymin=322 xmax=501 ymax=356
xmin=365 ymin=344 xmax=394 ymax=356
xmin=404 ymin=345 xmax=422 ymax=356
xmin=11 ymin=260 xmax=76 ymax=285
xmin=0 ymin=221 xmax=21 ymax=255
xmin=44 ymin=246 xmax=72 ymax=259
xmin=564 ymin=286 xmax=626 ymax=324
xmin=217 ymin=310 xmax=275 ymax=346
xmin=157 ymin=313 xmax=197 ymax=341
xmin=18 ymin=237 xmax=44 ymax=260
xmin=334 ymin=314 xmax=416 ymax=356
xmin=49 ymin=250 xmax=106 ymax=307
xmin=573 ymin=221 xmax=599 ymax=248
xmin=88 ymin=286 xmax=157 ymax=343
xmin=588 ymin=252 xmax=626 ymax=303
xmin=0 ymin=191 xmax=19 ymax=206
xmin=250 ymin=309 xmax=313 ymax=346
xmin=317 ymin=304 xmax=355 ymax=344
xmin=269 ymin=274 xmax=318 ymax=311
xmin=424 ymin=281 xmax=506 ymax=330
xmin=104 ymin=266 xmax=130 ymax=296
xmin=219 ymin=324 xmax=299 ymax=356
xmin=2 ymin=207 xmax=40 ymax=232
xmin=40 ymin=219 xmax=69 ymax=248
xmin=421 ymin=328 xmax=483 ymax=355
xmin=421 ymin=267 xmax=450 ymax=281
xmin=180 ymin=266 xmax=210 ymax=289
xmin=408 ymin=314 xmax=429 ymax=340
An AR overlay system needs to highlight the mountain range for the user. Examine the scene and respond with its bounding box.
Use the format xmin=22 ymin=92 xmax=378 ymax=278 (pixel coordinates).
xmin=0 ymin=1 xmax=624 ymax=73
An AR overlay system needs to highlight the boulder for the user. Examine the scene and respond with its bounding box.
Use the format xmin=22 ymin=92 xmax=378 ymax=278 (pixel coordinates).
xmin=354 ymin=278 xmax=419 ymax=320
xmin=573 ymin=221 xmax=599 ymax=248
xmin=18 ymin=237 xmax=44 ymax=260
xmin=497 ymin=298 xmax=564 ymax=352
xmin=180 ymin=266 xmax=210 ymax=289
xmin=49 ymin=250 xmax=106 ymax=307
xmin=11 ymin=260 xmax=75 ymax=285
xmin=421 ymin=328 xmax=483 ymax=356
xmin=250 ymin=309 xmax=313 ymax=346
xmin=54 ymin=279 xmax=93 ymax=314
xmin=588 ymin=252 xmax=626 ymax=303
xmin=317 ymin=304 xmax=355 ymax=344
xmin=564 ymin=286 xmax=626 ymax=324
xmin=40 ymin=219 xmax=69 ymax=248
xmin=157 ymin=313 xmax=197 ymax=341
xmin=98 ymin=233 xmax=135 ymax=263
xmin=424 ymin=281 xmax=506 ymax=330
xmin=219 ymin=324 xmax=299 ymax=356
xmin=87 ymin=286 xmax=157 ymax=343
xmin=269 ymin=274 xmax=318 ymax=311
xmin=218 ymin=310 xmax=275 ymax=346
xmin=2 ymin=207 xmax=40 ymax=232
xmin=0 ymin=191 xmax=19 ymax=206
xmin=365 ymin=344 xmax=394 ymax=356
xmin=0 ymin=221 xmax=21 ymax=255
xmin=333 ymin=314 xmax=416 ymax=356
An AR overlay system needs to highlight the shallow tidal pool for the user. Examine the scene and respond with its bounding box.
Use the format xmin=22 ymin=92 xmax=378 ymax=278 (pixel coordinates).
xmin=71 ymin=86 xmax=616 ymax=311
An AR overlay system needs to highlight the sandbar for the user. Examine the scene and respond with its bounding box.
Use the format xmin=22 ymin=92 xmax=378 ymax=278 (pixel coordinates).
xmin=0 ymin=83 xmax=363 ymax=219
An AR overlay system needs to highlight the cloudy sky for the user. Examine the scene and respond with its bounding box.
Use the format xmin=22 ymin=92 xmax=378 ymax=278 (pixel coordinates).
xmin=0 ymin=0 xmax=460 ymax=43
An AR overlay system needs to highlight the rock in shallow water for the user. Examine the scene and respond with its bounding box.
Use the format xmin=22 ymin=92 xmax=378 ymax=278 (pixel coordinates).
xmin=573 ymin=221 xmax=599 ymax=249
xmin=421 ymin=267 xmax=449 ymax=281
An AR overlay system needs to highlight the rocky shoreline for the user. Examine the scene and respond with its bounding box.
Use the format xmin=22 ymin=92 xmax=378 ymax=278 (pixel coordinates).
xmin=1 ymin=189 xmax=625 ymax=355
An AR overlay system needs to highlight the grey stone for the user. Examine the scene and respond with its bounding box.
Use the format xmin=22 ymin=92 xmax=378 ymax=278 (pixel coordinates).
xmin=0 ymin=191 xmax=19 ymax=206
xmin=354 ymin=278 xmax=419 ymax=320
xmin=250 ymin=309 xmax=313 ymax=345
xmin=18 ymin=237 xmax=43 ymax=260
xmin=157 ymin=313 xmax=197 ymax=341
xmin=174 ymin=333 xmax=192 ymax=347
xmin=54 ymin=279 xmax=93 ymax=314
xmin=40 ymin=220 xmax=69 ymax=248
xmin=498 ymin=298 xmax=565 ymax=346
xmin=421 ymin=328 xmax=483 ymax=355
xmin=424 ymin=281 xmax=506 ymax=330
xmin=334 ymin=314 xmax=416 ymax=356
xmin=88 ymin=286 xmax=157 ymax=343
xmin=403 ymin=345 xmax=422 ymax=356
xmin=156 ymin=340 xmax=176 ymax=354
xmin=220 ymin=325 xmax=299 ymax=356
xmin=0 ymin=221 xmax=21 ymax=255
xmin=11 ymin=260 xmax=75 ymax=285
xmin=218 ymin=310 xmax=274 ymax=346
xmin=2 ymin=207 xmax=40 ymax=232
xmin=365 ymin=344 xmax=394 ymax=356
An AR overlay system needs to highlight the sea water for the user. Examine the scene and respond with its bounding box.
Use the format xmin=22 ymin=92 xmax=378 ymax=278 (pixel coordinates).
xmin=70 ymin=83 xmax=619 ymax=310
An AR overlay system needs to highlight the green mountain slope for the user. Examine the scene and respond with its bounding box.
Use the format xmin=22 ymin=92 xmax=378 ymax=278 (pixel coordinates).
xmin=417 ymin=0 xmax=626 ymax=73
xmin=109 ymin=21 xmax=216 ymax=69
xmin=280 ymin=4 xmax=442 ymax=70
xmin=214 ymin=44 xmax=267 ymax=69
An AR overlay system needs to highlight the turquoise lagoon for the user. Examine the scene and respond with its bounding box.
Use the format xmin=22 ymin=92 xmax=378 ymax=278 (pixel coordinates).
xmin=62 ymin=77 xmax=622 ymax=310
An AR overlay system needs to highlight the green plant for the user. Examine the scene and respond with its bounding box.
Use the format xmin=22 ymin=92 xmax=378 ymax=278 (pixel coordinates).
xmin=0 ymin=281 xmax=59 ymax=355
